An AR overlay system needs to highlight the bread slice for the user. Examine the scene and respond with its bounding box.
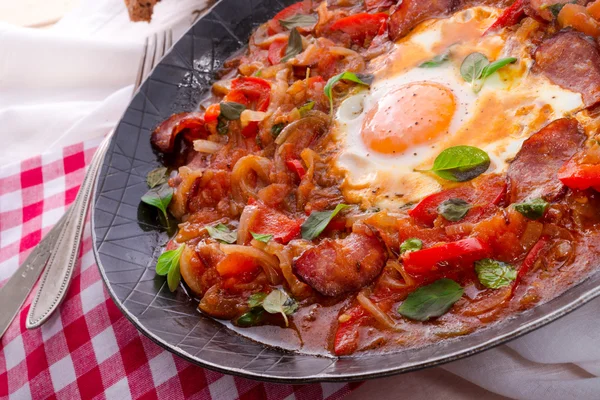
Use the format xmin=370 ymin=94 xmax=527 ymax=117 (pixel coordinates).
xmin=124 ymin=0 xmax=161 ymax=22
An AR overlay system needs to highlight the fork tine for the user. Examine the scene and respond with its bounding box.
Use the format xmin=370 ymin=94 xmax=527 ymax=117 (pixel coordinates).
xmin=134 ymin=36 xmax=149 ymax=91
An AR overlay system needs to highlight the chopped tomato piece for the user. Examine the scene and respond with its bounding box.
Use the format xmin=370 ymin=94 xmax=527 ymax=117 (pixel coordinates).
xmin=558 ymin=4 xmax=600 ymax=37
xmin=587 ymin=0 xmax=600 ymax=20
xmin=246 ymin=199 xmax=302 ymax=244
xmin=558 ymin=159 xmax=600 ymax=191
xmin=484 ymin=0 xmax=525 ymax=34
xmin=334 ymin=305 xmax=368 ymax=356
xmin=268 ymin=38 xmax=287 ymax=65
xmin=226 ymin=77 xmax=271 ymax=138
xmin=268 ymin=2 xmax=306 ymax=35
xmin=286 ymin=159 xmax=306 ymax=179
xmin=402 ymin=237 xmax=492 ymax=275
xmin=408 ymin=175 xmax=506 ymax=227
xmin=216 ymin=253 xmax=259 ymax=277
xmin=330 ymin=13 xmax=388 ymax=45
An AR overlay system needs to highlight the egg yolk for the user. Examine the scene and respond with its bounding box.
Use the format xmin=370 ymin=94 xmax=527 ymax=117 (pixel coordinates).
xmin=360 ymin=82 xmax=456 ymax=155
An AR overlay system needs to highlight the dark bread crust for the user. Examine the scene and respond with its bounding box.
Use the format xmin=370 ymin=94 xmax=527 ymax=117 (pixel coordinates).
xmin=124 ymin=0 xmax=161 ymax=22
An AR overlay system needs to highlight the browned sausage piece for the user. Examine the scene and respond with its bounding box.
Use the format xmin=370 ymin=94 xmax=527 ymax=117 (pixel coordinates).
xmin=507 ymin=118 xmax=585 ymax=203
xmin=534 ymin=31 xmax=600 ymax=108
xmin=388 ymin=0 xmax=456 ymax=41
xmin=293 ymin=224 xmax=388 ymax=296
xmin=151 ymin=112 xmax=206 ymax=153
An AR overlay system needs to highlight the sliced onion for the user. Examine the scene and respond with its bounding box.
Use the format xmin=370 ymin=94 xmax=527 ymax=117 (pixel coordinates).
xmin=390 ymin=260 xmax=415 ymax=287
xmin=220 ymin=244 xmax=282 ymax=285
xmin=212 ymin=79 xmax=232 ymax=96
xmin=357 ymin=292 xmax=401 ymax=331
xmin=231 ymin=155 xmax=272 ymax=202
xmin=254 ymin=32 xmax=288 ymax=48
xmin=256 ymin=241 xmax=312 ymax=299
xmin=329 ymin=46 xmax=361 ymax=57
xmin=237 ymin=203 xmax=258 ymax=245
xmin=193 ymin=139 xmax=224 ymax=154
xmin=170 ymin=166 xmax=202 ymax=219
xmin=240 ymin=110 xmax=268 ymax=128
xmin=275 ymin=110 xmax=329 ymax=145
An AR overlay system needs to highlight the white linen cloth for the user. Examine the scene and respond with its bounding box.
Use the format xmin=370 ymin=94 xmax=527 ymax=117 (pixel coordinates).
xmin=1 ymin=0 xmax=599 ymax=398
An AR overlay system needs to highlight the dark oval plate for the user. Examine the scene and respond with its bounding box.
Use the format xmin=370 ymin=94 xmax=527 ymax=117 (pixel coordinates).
xmin=91 ymin=0 xmax=600 ymax=383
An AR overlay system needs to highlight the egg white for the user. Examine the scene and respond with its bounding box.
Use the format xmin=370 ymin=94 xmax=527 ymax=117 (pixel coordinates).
xmin=331 ymin=7 xmax=584 ymax=210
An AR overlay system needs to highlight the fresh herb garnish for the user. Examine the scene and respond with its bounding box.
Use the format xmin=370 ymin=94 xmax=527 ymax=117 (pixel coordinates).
xmin=251 ymin=231 xmax=273 ymax=243
xmin=219 ymin=102 xmax=246 ymax=120
xmin=546 ymin=1 xmax=575 ymax=17
xmin=419 ymin=145 xmax=491 ymax=182
xmin=146 ymin=167 xmax=168 ymax=188
xmin=438 ymin=198 xmax=472 ymax=222
xmin=514 ymin=198 xmax=549 ymax=220
xmin=141 ymin=183 xmax=173 ymax=221
xmin=419 ymin=50 xmax=450 ymax=68
xmin=236 ymin=309 xmax=264 ymax=327
xmin=400 ymin=238 xmax=422 ymax=254
xmin=262 ymin=289 xmax=298 ymax=327
xmin=248 ymin=292 xmax=268 ymax=308
xmin=281 ymin=28 xmax=303 ymax=63
xmin=217 ymin=117 xmax=228 ymax=135
xmin=205 ymin=223 xmax=237 ymax=244
xmin=324 ymin=72 xmax=374 ymax=115
xmin=298 ymin=101 xmax=315 ymax=116
xmin=279 ymin=14 xmax=318 ymax=30
xmin=301 ymin=203 xmax=349 ymax=240
xmin=397 ymin=278 xmax=464 ymax=321
xmin=156 ymin=244 xmax=185 ymax=292
xmin=271 ymin=123 xmax=285 ymax=137
xmin=475 ymin=259 xmax=517 ymax=289
xmin=460 ymin=52 xmax=517 ymax=92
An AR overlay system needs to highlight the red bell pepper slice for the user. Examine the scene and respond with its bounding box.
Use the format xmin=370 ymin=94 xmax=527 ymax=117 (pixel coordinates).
xmin=268 ymin=38 xmax=287 ymax=65
xmin=226 ymin=77 xmax=271 ymax=138
xmin=285 ymin=159 xmax=306 ymax=179
xmin=330 ymin=13 xmax=388 ymax=45
xmin=246 ymin=199 xmax=302 ymax=244
xmin=268 ymin=2 xmax=306 ymax=35
xmin=484 ymin=0 xmax=526 ymax=34
xmin=402 ymin=237 xmax=492 ymax=275
xmin=558 ymin=159 xmax=600 ymax=191
xmin=334 ymin=305 xmax=368 ymax=356
xmin=512 ymin=237 xmax=548 ymax=290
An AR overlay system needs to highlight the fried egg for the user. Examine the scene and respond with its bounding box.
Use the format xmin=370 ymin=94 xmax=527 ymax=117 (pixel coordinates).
xmin=332 ymin=6 xmax=584 ymax=210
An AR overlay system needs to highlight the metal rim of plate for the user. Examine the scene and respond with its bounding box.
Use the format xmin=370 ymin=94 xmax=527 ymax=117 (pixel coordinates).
xmin=91 ymin=0 xmax=600 ymax=383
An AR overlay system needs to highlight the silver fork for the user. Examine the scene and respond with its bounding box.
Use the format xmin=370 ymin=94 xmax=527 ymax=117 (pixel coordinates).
xmin=0 ymin=30 xmax=173 ymax=338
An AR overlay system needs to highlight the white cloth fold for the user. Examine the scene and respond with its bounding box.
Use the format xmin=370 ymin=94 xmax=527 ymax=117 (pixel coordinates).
xmin=1 ymin=0 xmax=599 ymax=398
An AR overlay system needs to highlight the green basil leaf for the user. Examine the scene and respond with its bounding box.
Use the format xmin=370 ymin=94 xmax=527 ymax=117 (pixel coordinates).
xmin=281 ymin=28 xmax=303 ymax=63
xmin=236 ymin=309 xmax=264 ymax=327
xmin=248 ymin=292 xmax=268 ymax=308
xmin=141 ymin=183 xmax=173 ymax=220
xmin=301 ymin=203 xmax=349 ymax=240
xmin=155 ymin=244 xmax=185 ymax=276
xmin=400 ymin=238 xmax=422 ymax=254
xmin=397 ymin=278 xmax=464 ymax=321
xmin=205 ymin=223 xmax=237 ymax=244
xmin=251 ymin=232 xmax=273 ymax=243
xmin=419 ymin=50 xmax=450 ymax=68
xmin=279 ymin=14 xmax=318 ymax=30
xmin=146 ymin=167 xmax=168 ymax=188
xmin=219 ymin=102 xmax=246 ymax=120
xmin=480 ymin=57 xmax=517 ymax=79
xmin=167 ymin=256 xmax=182 ymax=292
xmin=460 ymin=52 xmax=489 ymax=86
xmin=262 ymin=289 xmax=298 ymax=327
xmin=426 ymin=145 xmax=491 ymax=182
xmin=475 ymin=258 xmax=517 ymax=289
xmin=438 ymin=198 xmax=471 ymax=222
xmin=217 ymin=116 xmax=228 ymax=135
xmin=514 ymin=198 xmax=549 ymax=220
xmin=324 ymin=71 xmax=374 ymax=115
xmin=271 ymin=123 xmax=285 ymax=137
xmin=298 ymin=101 xmax=315 ymax=116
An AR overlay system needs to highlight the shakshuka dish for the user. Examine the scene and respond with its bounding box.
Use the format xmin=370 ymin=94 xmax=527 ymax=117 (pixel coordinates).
xmin=143 ymin=0 xmax=600 ymax=356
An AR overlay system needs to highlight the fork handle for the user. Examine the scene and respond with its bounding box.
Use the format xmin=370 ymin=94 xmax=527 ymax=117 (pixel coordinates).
xmin=26 ymin=138 xmax=110 ymax=328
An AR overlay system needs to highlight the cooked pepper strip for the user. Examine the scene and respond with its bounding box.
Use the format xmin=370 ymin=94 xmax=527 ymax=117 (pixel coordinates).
xmin=402 ymin=237 xmax=492 ymax=275
xmin=558 ymin=159 xmax=600 ymax=191
xmin=484 ymin=0 xmax=525 ymax=34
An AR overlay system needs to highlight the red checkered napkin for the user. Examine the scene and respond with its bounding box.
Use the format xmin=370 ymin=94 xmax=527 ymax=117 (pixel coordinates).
xmin=0 ymin=141 xmax=361 ymax=399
